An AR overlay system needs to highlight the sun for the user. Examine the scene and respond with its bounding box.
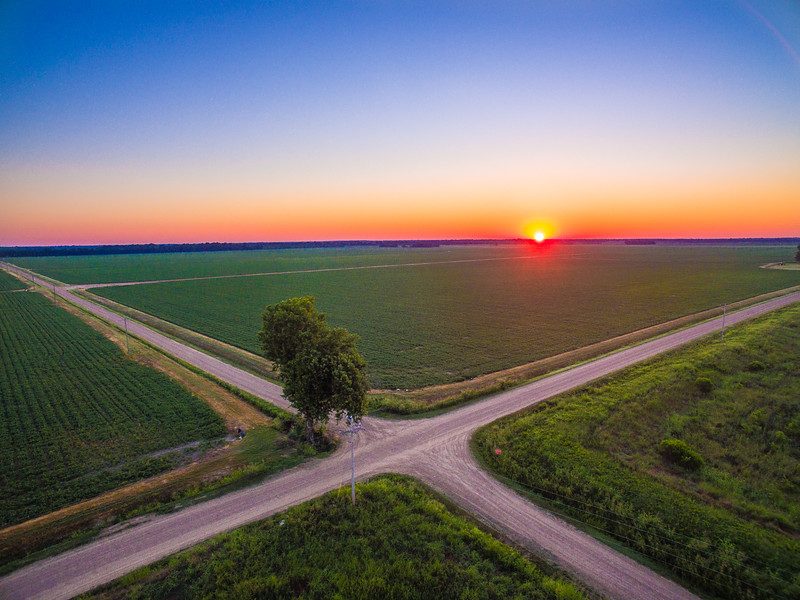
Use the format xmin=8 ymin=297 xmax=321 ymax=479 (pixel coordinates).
xmin=523 ymin=221 xmax=554 ymax=242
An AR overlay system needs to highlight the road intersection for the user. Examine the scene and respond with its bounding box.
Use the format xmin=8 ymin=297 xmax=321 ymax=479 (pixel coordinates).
xmin=1 ymin=262 xmax=797 ymax=600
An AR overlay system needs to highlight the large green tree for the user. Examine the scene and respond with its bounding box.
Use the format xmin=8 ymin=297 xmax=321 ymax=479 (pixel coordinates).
xmin=258 ymin=296 xmax=326 ymax=366
xmin=259 ymin=296 xmax=367 ymax=444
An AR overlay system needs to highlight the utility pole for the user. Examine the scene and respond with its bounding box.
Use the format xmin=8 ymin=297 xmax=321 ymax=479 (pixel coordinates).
xmin=124 ymin=317 xmax=130 ymax=354
xmin=720 ymin=303 xmax=727 ymax=340
xmin=345 ymin=416 xmax=363 ymax=505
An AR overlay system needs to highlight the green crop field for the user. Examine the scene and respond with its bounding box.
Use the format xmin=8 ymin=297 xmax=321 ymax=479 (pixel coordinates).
xmin=89 ymin=475 xmax=584 ymax=600
xmin=7 ymin=246 xmax=518 ymax=284
xmin=0 ymin=292 xmax=225 ymax=527
xmin=475 ymin=304 xmax=800 ymax=599
xmin=86 ymin=244 xmax=800 ymax=388
xmin=0 ymin=270 xmax=26 ymax=291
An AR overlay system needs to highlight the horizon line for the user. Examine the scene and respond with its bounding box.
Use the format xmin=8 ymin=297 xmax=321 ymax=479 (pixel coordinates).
xmin=3 ymin=236 xmax=800 ymax=250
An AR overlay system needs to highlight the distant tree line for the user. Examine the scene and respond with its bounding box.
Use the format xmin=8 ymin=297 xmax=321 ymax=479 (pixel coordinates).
xmin=0 ymin=240 xmax=495 ymax=257
xmin=2 ymin=237 xmax=798 ymax=258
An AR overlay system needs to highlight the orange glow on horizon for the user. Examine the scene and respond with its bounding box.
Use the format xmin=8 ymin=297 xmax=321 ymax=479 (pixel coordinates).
xmin=1 ymin=171 xmax=799 ymax=245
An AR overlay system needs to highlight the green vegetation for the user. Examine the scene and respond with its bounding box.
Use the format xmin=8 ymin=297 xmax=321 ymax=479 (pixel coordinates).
xmin=260 ymin=296 xmax=367 ymax=443
xmin=0 ymin=294 xmax=317 ymax=574
xmin=0 ymin=269 xmax=26 ymax=291
xmin=0 ymin=425 xmax=311 ymax=576
xmin=9 ymin=246 xmax=494 ymax=284
xmin=0 ymin=291 xmax=225 ymax=527
xmin=475 ymin=304 xmax=800 ymax=599
xmin=658 ymin=438 xmax=704 ymax=471
xmin=88 ymin=244 xmax=799 ymax=388
xmin=88 ymin=475 xmax=584 ymax=600
xmin=75 ymin=291 xmax=279 ymax=379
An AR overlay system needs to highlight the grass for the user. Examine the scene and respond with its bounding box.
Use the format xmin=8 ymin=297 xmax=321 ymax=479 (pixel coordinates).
xmin=86 ymin=475 xmax=584 ymax=600
xmin=0 ymin=290 xmax=226 ymax=528
xmin=83 ymin=244 xmax=800 ymax=389
xmin=474 ymin=304 xmax=800 ymax=600
xmin=0 ymin=269 xmax=26 ymax=291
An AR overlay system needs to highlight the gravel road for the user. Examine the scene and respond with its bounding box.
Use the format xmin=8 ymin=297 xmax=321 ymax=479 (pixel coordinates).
xmin=1 ymin=261 xmax=797 ymax=600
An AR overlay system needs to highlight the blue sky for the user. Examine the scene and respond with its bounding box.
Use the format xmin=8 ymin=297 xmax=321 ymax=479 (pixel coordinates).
xmin=1 ymin=1 xmax=799 ymax=243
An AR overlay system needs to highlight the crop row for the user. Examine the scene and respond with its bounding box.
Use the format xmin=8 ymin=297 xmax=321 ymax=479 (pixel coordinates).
xmin=0 ymin=270 xmax=25 ymax=291
xmin=95 ymin=245 xmax=800 ymax=388
xmin=0 ymin=292 xmax=224 ymax=527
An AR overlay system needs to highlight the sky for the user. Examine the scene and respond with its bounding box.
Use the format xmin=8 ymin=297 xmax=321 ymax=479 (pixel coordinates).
xmin=1 ymin=0 xmax=799 ymax=245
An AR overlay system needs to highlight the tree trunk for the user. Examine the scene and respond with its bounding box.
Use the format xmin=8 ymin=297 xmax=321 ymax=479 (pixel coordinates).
xmin=304 ymin=417 xmax=317 ymax=446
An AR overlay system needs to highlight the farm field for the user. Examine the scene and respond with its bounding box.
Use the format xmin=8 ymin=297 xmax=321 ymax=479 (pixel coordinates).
xmin=6 ymin=245 xmax=520 ymax=284
xmin=0 ymin=286 xmax=315 ymax=575
xmin=0 ymin=270 xmax=26 ymax=291
xmin=474 ymin=304 xmax=800 ymax=599
xmin=0 ymin=291 xmax=225 ymax=528
xmin=87 ymin=244 xmax=800 ymax=388
xmin=88 ymin=475 xmax=584 ymax=600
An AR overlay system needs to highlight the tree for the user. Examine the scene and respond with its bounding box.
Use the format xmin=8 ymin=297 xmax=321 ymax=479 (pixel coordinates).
xmin=259 ymin=297 xmax=367 ymax=445
xmin=795 ymin=244 xmax=800 ymax=263
xmin=283 ymin=326 xmax=368 ymax=444
xmin=258 ymin=296 xmax=326 ymax=367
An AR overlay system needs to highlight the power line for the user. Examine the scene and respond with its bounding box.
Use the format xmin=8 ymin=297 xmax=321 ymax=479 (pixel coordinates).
xmin=488 ymin=465 xmax=795 ymax=576
xmin=486 ymin=468 xmax=794 ymax=593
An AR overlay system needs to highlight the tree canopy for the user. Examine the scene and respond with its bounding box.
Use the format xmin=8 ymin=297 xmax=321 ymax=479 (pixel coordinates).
xmin=259 ymin=296 xmax=367 ymax=443
xmin=258 ymin=296 xmax=326 ymax=368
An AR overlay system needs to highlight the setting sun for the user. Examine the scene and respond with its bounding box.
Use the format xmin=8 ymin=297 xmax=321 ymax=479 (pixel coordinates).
xmin=533 ymin=231 xmax=545 ymax=243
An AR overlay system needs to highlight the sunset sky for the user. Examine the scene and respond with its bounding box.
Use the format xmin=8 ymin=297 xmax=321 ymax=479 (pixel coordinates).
xmin=2 ymin=1 xmax=799 ymax=245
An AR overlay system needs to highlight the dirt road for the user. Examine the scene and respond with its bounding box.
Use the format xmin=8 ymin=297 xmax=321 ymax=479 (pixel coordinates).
xmin=1 ymin=261 xmax=797 ymax=600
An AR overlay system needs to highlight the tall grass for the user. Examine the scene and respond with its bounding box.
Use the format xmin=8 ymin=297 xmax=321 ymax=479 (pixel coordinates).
xmin=89 ymin=475 xmax=585 ymax=600
xmin=475 ymin=304 xmax=800 ymax=599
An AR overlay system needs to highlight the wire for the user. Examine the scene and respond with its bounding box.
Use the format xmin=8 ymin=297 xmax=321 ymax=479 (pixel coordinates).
xmin=480 ymin=452 xmax=796 ymax=576
xmin=486 ymin=468 xmax=794 ymax=596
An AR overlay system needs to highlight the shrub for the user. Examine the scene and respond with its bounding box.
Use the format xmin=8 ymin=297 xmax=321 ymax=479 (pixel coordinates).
xmin=695 ymin=377 xmax=713 ymax=394
xmin=659 ymin=438 xmax=704 ymax=471
xmin=771 ymin=431 xmax=788 ymax=452
xmin=747 ymin=360 xmax=765 ymax=372
xmin=742 ymin=408 xmax=767 ymax=436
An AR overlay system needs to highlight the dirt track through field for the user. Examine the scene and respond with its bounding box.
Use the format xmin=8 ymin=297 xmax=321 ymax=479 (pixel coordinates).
xmin=66 ymin=252 xmax=596 ymax=289
xmin=1 ymin=261 xmax=798 ymax=600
